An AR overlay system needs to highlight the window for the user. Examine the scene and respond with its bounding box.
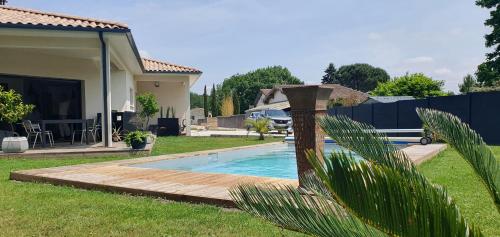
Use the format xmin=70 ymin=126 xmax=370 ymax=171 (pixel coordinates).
xmin=129 ymin=88 xmax=135 ymax=110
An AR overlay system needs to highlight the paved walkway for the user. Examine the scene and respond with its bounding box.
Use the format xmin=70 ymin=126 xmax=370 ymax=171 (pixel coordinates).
xmin=10 ymin=143 xmax=446 ymax=207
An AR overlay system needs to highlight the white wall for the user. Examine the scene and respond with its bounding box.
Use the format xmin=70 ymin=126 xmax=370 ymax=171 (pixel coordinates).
xmin=135 ymin=78 xmax=190 ymax=130
xmin=111 ymin=69 xmax=135 ymax=112
xmin=0 ymin=48 xmax=103 ymax=118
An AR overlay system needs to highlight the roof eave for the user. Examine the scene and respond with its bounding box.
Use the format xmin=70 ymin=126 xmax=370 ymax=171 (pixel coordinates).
xmin=0 ymin=23 xmax=130 ymax=33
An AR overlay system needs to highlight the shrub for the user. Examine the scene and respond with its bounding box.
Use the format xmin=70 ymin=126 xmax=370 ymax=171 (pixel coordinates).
xmin=124 ymin=130 xmax=148 ymax=147
xmin=0 ymin=86 xmax=34 ymax=132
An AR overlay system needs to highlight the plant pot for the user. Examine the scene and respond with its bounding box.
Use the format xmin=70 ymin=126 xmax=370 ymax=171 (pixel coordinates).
xmin=157 ymin=118 xmax=180 ymax=136
xmin=2 ymin=137 xmax=29 ymax=153
xmin=130 ymin=139 xmax=147 ymax=150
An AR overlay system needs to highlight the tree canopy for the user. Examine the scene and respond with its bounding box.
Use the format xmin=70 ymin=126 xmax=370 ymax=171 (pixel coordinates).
xmin=475 ymin=1 xmax=500 ymax=86
xmin=459 ymin=74 xmax=477 ymax=94
xmin=371 ymin=73 xmax=446 ymax=98
xmin=335 ymin=63 xmax=390 ymax=92
xmin=190 ymin=92 xmax=203 ymax=108
xmin=321 ymin=63 xmax=339 ymax=84
xmin=219 ymin=66 xmax=302 ymax=112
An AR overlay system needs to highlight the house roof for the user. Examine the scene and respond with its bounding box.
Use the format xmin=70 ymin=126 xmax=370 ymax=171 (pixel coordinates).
xmin=263 ymin=84 xmax=369 ymax=104
xmin=142 ymin=58 xmax=202 ymax=74
xmin=246 ymin=101 xmax=290 ymax=113
xmin=0 ymin=5 xmax=202 ymax=75
xmin=0 ymin=5 xmax=128 ymax=31
xmin=260 ymin=89 xmax=272 ymax=95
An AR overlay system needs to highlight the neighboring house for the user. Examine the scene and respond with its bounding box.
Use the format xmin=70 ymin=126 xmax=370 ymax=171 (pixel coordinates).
xmin=247 ymin=84 xmax=369 ymax=113
xmin=190 ymin=108 xmax=205 ymax=125
xmin=362 ymin=96 xmax=415 ymax=104
xmin=251 ymin=89 xmax=272 ymax=109
xmin=0 ymin=6 xmax=201 ymax=147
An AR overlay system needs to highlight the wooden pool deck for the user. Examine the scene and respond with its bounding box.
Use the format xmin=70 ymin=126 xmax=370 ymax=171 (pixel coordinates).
xmin=9 ymin=143 xmax=446 ymax=207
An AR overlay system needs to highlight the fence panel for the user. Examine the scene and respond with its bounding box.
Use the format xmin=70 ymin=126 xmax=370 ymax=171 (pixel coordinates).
xmin=326 ymin=92 xmax=500 ymax=144
xmin=397 ymin=99 xmax=428 ymax=128
xmin=352 ymin=104 xmax=373 ymax=124
xmin=373 ymin=103 xmax=397 ymax=129
xmin=470 ymin=92 xmax=500 ymax=144
xmin=336 ymin=106 xmax=353 ymax=118
xmin=429 ymin=95 xmax=470 ymax=123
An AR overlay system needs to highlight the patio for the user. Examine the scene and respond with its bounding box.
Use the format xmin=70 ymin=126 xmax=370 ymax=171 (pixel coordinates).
xmin=0 ymin=141 xmax=152 ymax=158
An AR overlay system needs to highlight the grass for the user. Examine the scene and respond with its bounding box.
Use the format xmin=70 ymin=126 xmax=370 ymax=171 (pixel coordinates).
xmin=151 ymin=136 xmax=282 ymax=155
xmin=1 ymin=136 xmax=498 ymax=236
xmin=418 ymin=146 xmax=500 ymax=236
xmin=0 ymin=138 xmax=304 ymax=236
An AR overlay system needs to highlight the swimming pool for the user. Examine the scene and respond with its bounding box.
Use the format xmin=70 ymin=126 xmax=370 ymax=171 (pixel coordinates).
xmin=131 ymin=143 xmax=358 ymax=179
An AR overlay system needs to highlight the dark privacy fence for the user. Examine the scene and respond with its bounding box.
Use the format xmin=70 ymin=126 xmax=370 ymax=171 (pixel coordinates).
xmin=327 ymin=91 xmax=500 ymax=145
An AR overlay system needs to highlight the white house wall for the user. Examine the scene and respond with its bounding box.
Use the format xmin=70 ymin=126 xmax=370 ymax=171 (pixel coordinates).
xmin=111 ymin=69 xmax=135 ymax=112
xmin=135 ymin=78 xmax=190 ymax=133
xmin=0 ymin=48 xmax=103 ymax=119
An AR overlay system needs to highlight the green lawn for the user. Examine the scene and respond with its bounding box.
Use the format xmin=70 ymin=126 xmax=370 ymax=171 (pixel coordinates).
xmin=1 ymin=137 xmax=499 ymax=236
xmin=0 ymin=137 xmax=303 ymax=236
xmin=418 ymin=146 xmax=500 ymax=236
xmin=151 ymin=136 xmax=282 ymax=155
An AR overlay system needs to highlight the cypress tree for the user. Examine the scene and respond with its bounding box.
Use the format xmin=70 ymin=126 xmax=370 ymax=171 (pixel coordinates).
xmin=210 ymin=84 xmax=217 ymax=117
xmin=203 ymin=85 xmax=208 ymax=117
xmin=233 ymin=91 xmax=241 ymax=115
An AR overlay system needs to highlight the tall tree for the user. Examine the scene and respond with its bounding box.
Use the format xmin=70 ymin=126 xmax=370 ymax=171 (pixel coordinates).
xmin=336 ymin=63 xmax=390 ymax=92
xmin=476 ymin=1 xmax=500 ymax=86
xmin=203 ymin=85 xmax=208 ymax=117
xmin=233 ymin=91 xmax=241 ymax=115
xmin=372 ymin=73 xmax=446 ymax=98
xmin=459 ymin=74 xmax=477 ymax=94
xmin=189 ymin=92 xmax=203 ymax=108
xmin=219 ymin=66 xmax=302 ymax=112
xmin=321 ymin=63 xmax=339 ymax=84
xmin=210 ymin=84 xmax=218 ymax=117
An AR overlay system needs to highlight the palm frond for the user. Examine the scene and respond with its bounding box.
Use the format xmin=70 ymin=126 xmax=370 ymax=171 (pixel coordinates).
xmin=306 ymin=150 xmax=483 ymax=237
xmin=417 ymin=108 xmax=500 ymax=212
xmin=230 ymin=184 xmax=385 ymax=237
xmin=317 ymin=115 xmax=416 ymax=175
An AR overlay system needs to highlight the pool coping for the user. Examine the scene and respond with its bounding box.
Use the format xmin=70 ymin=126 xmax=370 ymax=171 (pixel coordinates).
xmin=9 ymin=142 xmax=447 ymax=207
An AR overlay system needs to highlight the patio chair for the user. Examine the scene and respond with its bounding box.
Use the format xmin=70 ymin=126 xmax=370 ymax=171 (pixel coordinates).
xmin=22 ymin=120 xmax=54 ymax=148
xmin=71 ymin=118 xmax=100 ymax=144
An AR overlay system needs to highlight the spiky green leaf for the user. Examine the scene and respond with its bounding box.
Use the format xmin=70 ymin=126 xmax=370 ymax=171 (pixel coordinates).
xmin=417 ymin=108 xmax=500 ymax=212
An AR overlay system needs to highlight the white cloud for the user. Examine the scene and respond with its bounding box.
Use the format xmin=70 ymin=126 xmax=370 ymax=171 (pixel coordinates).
xmin=404 ymin=56 xmax=434 ymax=64
xmin=139 ymin=49 xmax=151 ymax=58
xmin=434 ymin=67 xmax=452 ymax=75
xmin=367 ymin=32 xmax=382 ymax=40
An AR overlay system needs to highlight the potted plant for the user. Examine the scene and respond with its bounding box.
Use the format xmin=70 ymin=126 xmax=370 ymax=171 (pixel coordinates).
xmin=0 ymin=85 xmax=34 ymax=153
xmin=136 ymin=92 xmax=159 ymax=131
xmin=124 ymin=130 xmax=148 ymax=150
xmin=157 ymin=106 xmax=180 ymax=136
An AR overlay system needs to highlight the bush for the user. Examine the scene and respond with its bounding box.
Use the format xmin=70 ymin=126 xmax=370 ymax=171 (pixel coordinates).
xmin=124 ymin=131 xmax=148 ymax=147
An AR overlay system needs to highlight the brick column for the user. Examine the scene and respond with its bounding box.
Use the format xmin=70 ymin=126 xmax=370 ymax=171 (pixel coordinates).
xmin=282 ymin=86 xmax=333 ymax=187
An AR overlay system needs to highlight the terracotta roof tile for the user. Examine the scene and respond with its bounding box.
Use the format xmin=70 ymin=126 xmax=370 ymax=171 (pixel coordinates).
xmin=264 ymin=84 xmax=369 ymax=104
xmin=142 ymin=58 xmax=202 ymax=74
xmin=0 ymin=5 xmax=128 ymax=30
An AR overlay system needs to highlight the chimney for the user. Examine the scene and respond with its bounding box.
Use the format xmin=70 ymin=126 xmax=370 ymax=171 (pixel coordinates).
xmin=0 ymin=0 xmax=7 ymax=5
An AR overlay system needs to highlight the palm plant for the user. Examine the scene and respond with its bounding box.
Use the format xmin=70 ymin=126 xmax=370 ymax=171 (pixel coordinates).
xmin=245 ymin=118 xmax=270 ymax=140
xmin=231 ymin=110 xmax=497 ymax=236
xmin=417 ymin=108 xmax=499 ymax=212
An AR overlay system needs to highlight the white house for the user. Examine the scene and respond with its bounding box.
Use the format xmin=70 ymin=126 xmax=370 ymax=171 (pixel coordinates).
xmin=0 ymin=5 xmax=201 ymax=147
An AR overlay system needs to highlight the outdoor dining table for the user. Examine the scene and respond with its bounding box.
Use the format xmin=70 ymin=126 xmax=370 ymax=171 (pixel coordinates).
xmin=40 ymin=119 xmax=89 ymax=147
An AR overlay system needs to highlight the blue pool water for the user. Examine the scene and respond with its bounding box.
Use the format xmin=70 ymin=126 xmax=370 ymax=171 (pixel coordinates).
xmin=131 ymin=143 xmax=349 ymax=179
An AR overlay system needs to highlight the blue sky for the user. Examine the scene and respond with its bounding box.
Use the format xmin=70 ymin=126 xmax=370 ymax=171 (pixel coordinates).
xmin=12 ymin=0 xmax=489 ymax=93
